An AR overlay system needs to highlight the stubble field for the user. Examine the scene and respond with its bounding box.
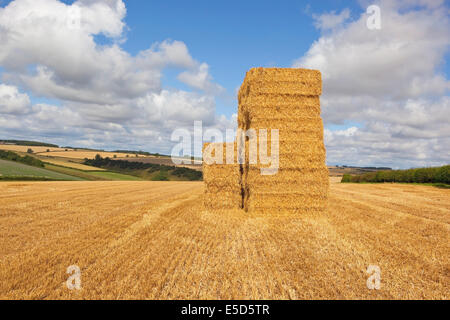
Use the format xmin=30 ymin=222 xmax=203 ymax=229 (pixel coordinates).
xmin=0 ymin=178 xmax=448 ymax=299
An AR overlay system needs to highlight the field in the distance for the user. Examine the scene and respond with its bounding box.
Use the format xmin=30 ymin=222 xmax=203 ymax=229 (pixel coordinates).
xmin=118 ymin=156 xmax=202 ymax=171
xmin=0 ymin=144 xmax=148 ymax=160
xmin=38 ymin=150 xmax=147 ymax=159
xmin=0 ymin=145 xmax=70 ymax=153
xmin=0 ymin=159 xmax=82 ymax=181
xmin=86 ymin=171 xmax=143 ymax=181
xmin=0 ymin=179 xmax=448 ymax=299
xmin=37 ymin=157 xmax=106 ymax=171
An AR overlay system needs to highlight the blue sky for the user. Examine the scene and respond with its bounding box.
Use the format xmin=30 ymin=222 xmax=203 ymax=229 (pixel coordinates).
xmin=56 ymin=0 xmax=365 ymax=119
xmin=125 ymin=0 xmax=364 ymax=119
xmin=0 ymin=0 xmax=448 ymax=168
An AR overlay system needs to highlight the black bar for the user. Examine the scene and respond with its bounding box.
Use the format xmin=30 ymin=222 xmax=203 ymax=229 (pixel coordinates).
xmin=0 ymin=300 xmax=445 ymax=319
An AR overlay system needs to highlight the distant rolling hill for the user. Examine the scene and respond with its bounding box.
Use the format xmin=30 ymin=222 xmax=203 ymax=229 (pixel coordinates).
xmin=117 ymin=156 xmax=202 ymax=171
xmin=0 ymin=159 xmax=83 ymax=181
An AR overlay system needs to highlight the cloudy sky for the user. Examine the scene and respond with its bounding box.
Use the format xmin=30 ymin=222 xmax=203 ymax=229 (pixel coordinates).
xmin=0 ymin=0 xmax=448 ymax=168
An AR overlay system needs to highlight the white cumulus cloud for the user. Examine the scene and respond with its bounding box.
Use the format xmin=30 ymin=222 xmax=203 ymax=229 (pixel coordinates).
xmin=0 ymin=84 xmax=31 ymax=114
xmin=0 ymin=0 xmax=233 ymax=153
xmin=295 ymin=0 xmax=450 ymax=168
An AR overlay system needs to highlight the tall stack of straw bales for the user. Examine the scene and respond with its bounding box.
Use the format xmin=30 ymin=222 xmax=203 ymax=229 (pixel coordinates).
xmin=203 ymin=68 xmax=329 ymax=214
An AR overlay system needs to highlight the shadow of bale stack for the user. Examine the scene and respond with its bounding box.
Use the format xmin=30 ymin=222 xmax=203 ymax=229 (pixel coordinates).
xmin=204 ymin=68 xmax=329 ymax=214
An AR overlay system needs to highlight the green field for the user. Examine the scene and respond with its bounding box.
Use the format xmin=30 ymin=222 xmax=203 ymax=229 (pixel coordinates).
xmin=44 ymin=164 xmax=104 ymax=181
xmin=0 ymin=149 xmax=193 ymax=182
xmin=87 ymin=171 xmax=143 ymax=181
xmin=45 ymin=164 xmax=143 ymax=181
xmin=0 ymin=159 xmax=82 ymax=181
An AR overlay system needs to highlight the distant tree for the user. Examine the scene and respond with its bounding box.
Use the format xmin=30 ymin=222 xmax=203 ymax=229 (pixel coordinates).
xmin=435 ymin=166 xmax=450 ymax=184
xmin=126 ymin=154 xmax=129 ymax=158
xmin=27 ymin=148 xmax=33 ymax=154
xmin=113 ymin=154 xmax=117 ymax=158
xmin=0 ymin=150 xmax=44 ymax=167
xmin=46 ymin=149 xmax=50 ymax=152
xmin=152 ymin=170 xmax=169 ymax=181
xmin=341 ymin=174 xmax=351 ymax=183
xmin=135 ymin=154 xmax=139 ymax=157
xmin=340 ymin=165 xmax=450 ymax=185
xmin=65 ymin=149 xmax=68 ymax=151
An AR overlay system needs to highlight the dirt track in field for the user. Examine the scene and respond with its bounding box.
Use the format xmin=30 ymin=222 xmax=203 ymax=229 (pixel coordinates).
xmin=0 ymin=179 xmax=448 ymax=299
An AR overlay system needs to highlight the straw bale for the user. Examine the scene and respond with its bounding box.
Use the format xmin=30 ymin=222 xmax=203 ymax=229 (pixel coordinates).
xmin=252 ymin=135 xmax=326 ymax=150
xmin=241 ymin=94 xmax=320 ymax=108
xmin=243 ymin=68 xmax=322 ymax=82
xmin=238 ymin=68 xmax=322 ymax=131
xmin=245 ymin=168 xmax=329 ymax=183
xmin=247 ymin=179 xmax=328 ymax=193
xmin=240 ymin=134 xmax=327 ymax=169
xmin=238 ymin=68 xmax=322 ymax=100
xmin=204 ymin=191 xmax=242 ymax=210
xmin=237 ymin=128 xmax=325 ymax=143
xmin=238 ymin=97 xmax=321 ymax=129
xmin=246 ymin=193 xmax=327 ymax=208
xmin=203 ymin=142 xmax=239 ymax=165
xmin=252 ymin=152 xmax=327 ymax=169
xmin=247 ymin=157 xmax=325 ymax=170
xmin=205 ymin=184 xmax=241 ymax=194
xmin=203 ymin=142 xmax=243 ymax=211
xmin=246 ymin=118 xmax=323 ymax=132
xmin=203 ymin=165 xmax=241 ymax=180
xmin=248 ymin=205 xmax=327 ymax=215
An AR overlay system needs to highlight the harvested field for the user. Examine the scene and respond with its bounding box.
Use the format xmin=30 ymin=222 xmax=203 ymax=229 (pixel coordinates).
xmin=0 ymin=145 xmax=147 ymax=160
xmin=0 ymin=145 xmax=70 ymax=153
xmin=38 ymin=151 xmax=146 ymax=159
xmin=87 ymin=171 xmax=142 ymax=181
xmin=0 ymin=179 xmax=448 ymax=299
xmin=40 ymin=158 xmax=105 ymax=171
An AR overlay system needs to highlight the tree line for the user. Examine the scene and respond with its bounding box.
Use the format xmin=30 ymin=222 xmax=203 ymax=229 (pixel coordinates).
xmin=0 ymin=140 xmax=58 ymax=147
xmin=341 ymin=165 xmax=449 ymax=184
xmin=0 ymin=150 xmax=45 ymax=168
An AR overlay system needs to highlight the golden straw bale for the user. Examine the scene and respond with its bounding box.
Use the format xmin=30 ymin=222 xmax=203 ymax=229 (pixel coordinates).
xmin=241 ymin=94 xmax=320 ymax=109
xmin=203 ymin=142 xmax=243 ymax=211
xmin=204 ymin=191 xmax=242 ymax=210
xmin=248 ymin=117 xmax=323 ymax=129
xmin=245 ymin=168 xmax=329 ymax=183
xmin=204 ymin=184 xmax=242 ymax=194
xmin=247 ymin=180 xmax=329 ymax=194
xmin=248 ymin=205 xmax=328 ymax=215
xmin=203 ymin=165 xmax=241 ymax=180
xmin=238 ymin=68 xmax=322 ymax=130
xmin=203 ymin=142 xmax=240 ymax=165
xmin=238 ymin=68 xmax=322 ymax=100
xmin=238 ymin=97 xmax=321 ymax=129
xmin=243 ymin=67 xmax=322 ymax=82
xmin=248 ymin=153 xmax=327 ymax=170
xmin=247 ymin=193 xmax=328 ymax=208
